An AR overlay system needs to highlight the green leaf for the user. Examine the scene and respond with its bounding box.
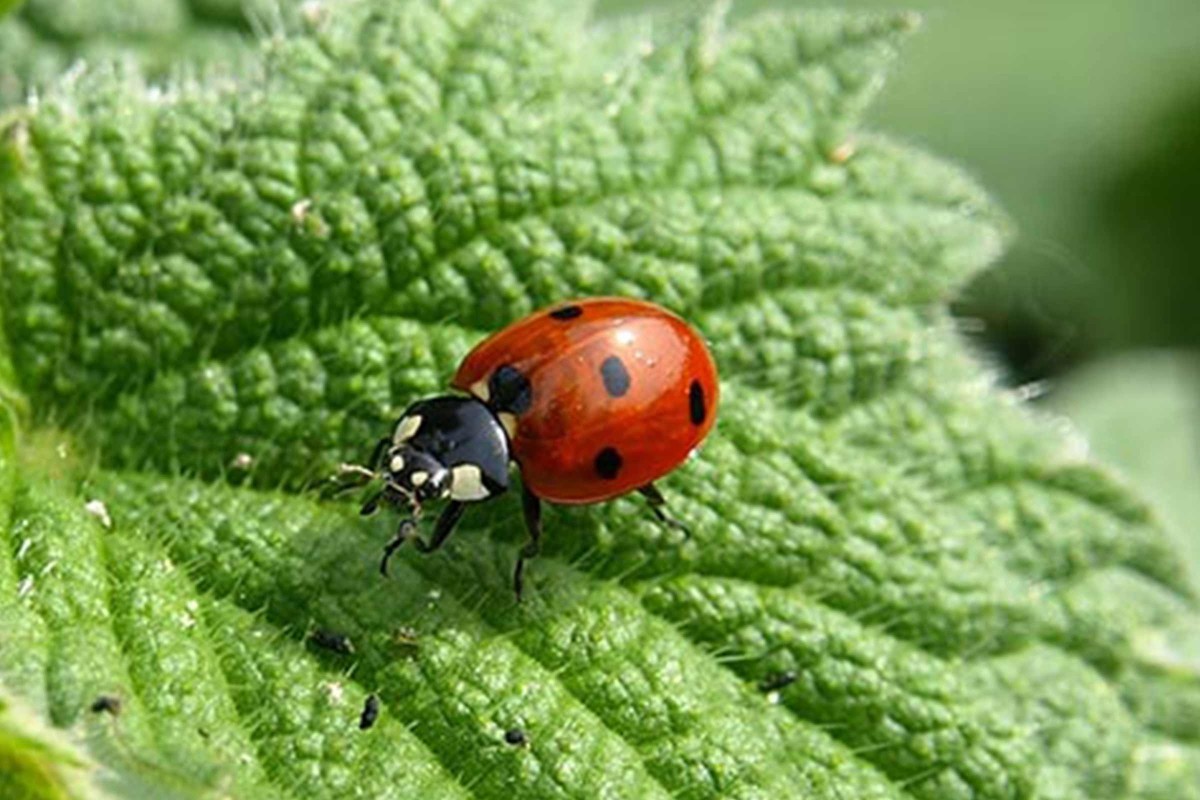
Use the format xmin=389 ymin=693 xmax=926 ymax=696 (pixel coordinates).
xmin=1047 ymin=351 xmax=1200 ymax=586
xmin=0 ymin=691 xmax=88 ymax=800
xmin=0 ymin=0 xmax=268 ymax=109
xmin=0 ymin=1 xmax=1197 ymax=797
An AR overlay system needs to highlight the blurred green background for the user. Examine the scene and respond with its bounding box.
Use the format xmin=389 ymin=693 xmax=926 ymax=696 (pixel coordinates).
xmin=1 ymin=0 xmax=1198 ymax=562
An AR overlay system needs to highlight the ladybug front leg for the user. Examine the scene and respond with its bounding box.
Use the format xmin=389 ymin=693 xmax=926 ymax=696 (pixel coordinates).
xmin=638 ymin=483 xmax=691 ymax=538
xmin=513 ymin=485 xmax=542 ymax=601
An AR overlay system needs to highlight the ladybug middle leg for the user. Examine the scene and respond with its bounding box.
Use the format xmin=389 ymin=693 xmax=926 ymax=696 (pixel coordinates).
xmin=513 ymin=484 xmax=542 ymax=601
xmin=638 ymin=483 xmax=691 ymax=538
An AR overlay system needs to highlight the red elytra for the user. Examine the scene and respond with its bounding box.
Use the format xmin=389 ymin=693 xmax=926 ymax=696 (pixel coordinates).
xmin=453 ymin=297 xmax=719 ymax=504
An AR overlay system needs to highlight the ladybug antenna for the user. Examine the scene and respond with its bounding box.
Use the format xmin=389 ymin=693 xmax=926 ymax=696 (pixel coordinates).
xmin=323 ymin=462 xmax=380 ymax=502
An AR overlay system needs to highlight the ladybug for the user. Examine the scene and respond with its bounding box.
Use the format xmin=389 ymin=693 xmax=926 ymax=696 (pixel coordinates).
xmin=347 ymin=297 xmax=719 ymax=598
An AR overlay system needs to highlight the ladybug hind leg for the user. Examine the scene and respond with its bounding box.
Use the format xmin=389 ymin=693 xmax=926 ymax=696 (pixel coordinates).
xmin=513 ymin=484 xmax=542 ymax=602
xmin=638 ymin=484 xmax=691 ymax=538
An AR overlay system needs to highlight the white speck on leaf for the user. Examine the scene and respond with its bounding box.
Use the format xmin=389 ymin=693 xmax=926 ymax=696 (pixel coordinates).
xmin=85 ymin=499 xmax=113 ymax=529
xmin=695 ymin=0 xmax=731 ymax=71
xmin=300 ymin=1 xmax=326 ymax=25
xmin=7 ymin=119 xmax=30 ymax=161
xmin=291 ymin=199 xmax=312 ymax=224
xmin=1010 ymin=380 xmax=1050 ymax=403
xmin=830 ymin=141 xmax=856 ymax=164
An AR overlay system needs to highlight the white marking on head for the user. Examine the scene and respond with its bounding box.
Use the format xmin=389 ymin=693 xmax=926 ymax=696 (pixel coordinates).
xmin=394 ymin=415 xmax=422 ymax=444
xmin=450 ymin=464 xmax=490 ymax=501
xmin=498 ymin=412 xmax=518 ymax=440
xmin=389 ymin=454 xmax=405 ymax=473
xmin=469 ymin=379 xmax=490 ymax=402
xmin=410 ymin=470 xmax=428 ymax=487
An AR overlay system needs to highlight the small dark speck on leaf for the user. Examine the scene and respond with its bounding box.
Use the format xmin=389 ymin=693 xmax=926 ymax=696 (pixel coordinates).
xmin=360 ymin=694 xmax=381 ymax=730
xmin=758 ymin=671 xmax=798 ymax=693
xmin=393 ymin=626 xmax=420 ymax=647
xmin=504 ymin=728 xmax=528 ymax=746
xmin=309 ymin=628 xmax=355 ymax=656
xmin=90 ymin=695 xmax=122 ymax=716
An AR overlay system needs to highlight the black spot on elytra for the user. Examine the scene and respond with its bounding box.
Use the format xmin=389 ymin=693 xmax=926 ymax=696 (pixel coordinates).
xmin=689 ymin=380 xmax=706 ymax=425
xmin=549 ymin=304 xmax=583 ymax=320
xmin=600 ymin=355 xmax=631 ymax=397
xmin=490 ymin=364 xmax=532 ymax=414
xmin=594 ymin=447 xmax=622 ymax=479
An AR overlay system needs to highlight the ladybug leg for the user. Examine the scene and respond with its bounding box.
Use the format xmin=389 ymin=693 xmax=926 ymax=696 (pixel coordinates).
xmin=513 ymin=485 xmax=542 ymax=601
xmin=414 ymin=501 xmax=467 ymax=554
xmin=638 ymin=483 xmax=691 ymax=539
xmin=380 ymin=517 xmax=417 ymax=576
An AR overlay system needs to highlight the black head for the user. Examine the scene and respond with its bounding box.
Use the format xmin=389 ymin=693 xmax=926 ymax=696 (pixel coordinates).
xmin=381 ymin=444 xmax=451 ymax=504
xmin=372 ymin=396 xmax=510 ymax=514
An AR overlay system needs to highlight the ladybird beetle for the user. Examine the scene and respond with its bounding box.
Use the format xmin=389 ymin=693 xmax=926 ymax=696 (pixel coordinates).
xmin=346 ymin=297 xmax=719 ymax=598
